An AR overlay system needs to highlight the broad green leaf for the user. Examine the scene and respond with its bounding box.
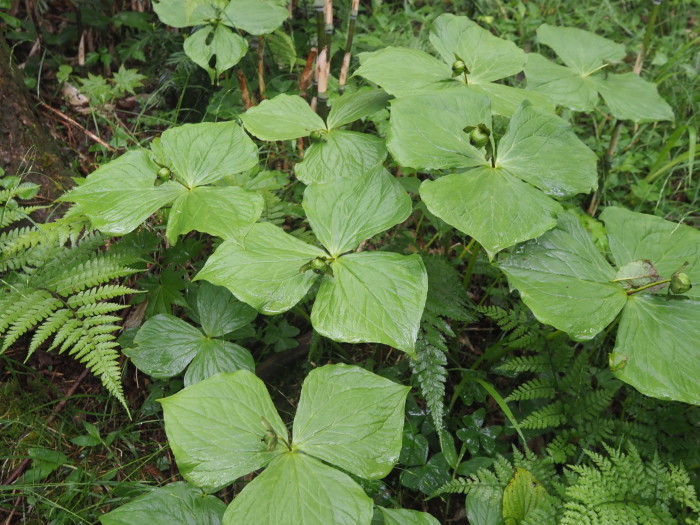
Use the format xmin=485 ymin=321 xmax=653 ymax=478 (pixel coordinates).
xmin=524 ymin=53 xmax=598 ymax=111
xmin=221 ymin=0 xmax=288 ymax=35
xmin=496 ymin=102 xmax=598 ymax=197
xmin=536 ymin=23 xmax=625 ymax=75
xmin=158 ymin=121 xmax=258 ymax=187
xmin=240 ymin=94 xmax=326 ymax=140
xmin=326 ymin=88 xmax=391 ymax=130
xmin=430 ymin=14 xmax=526 ymax=84
xmin=591 ymin=72 xmax=675 ymax=122
xmin=222 ymin=453 xmax=373 ymax=525
xmin=295 ymin=130 xmax=387 ymax=185
xmin=184 ymin=339 xmax=254 ymax=386
xmin=165 ymin=185 xmax=264 ymax=242
xmin=60 ymin=150 xmax=184 ymax=235
xmin=303 ymin=166 xmax=411 ymax=256
xmin=469 ymin=81 xmax=554 ymax=118
xmin=194 ymin=282 xmax=257 ymax=337
xmin=499 ymin=211 xmax=627 ymax=340
xmin=387 ymin=89 xmax=490 ymax=170
xmin=466 ymin=486 xmax=504 ymax=525
xmin=613 ymin=295 xmax=700 ymax=405
xmin=601 ymin=206 xmax=700 ymax=299
xmin=153 ymin=0 xmax=225 ymax=28
xmin=312 ymin=252 xmax=427 ymax=355
xmin=183 ymin=25 xmax=247 ymax=83
xmin=292 ymin=364 xmax=409 ymax=479
xmin=420 ymin=166 xmax=561 ymax=258
xmin=502 ymin=468 xmax=550 ymax=524
xmin=266 ymin=30 xmax=296 ymax=72
xmin=356 ymin=47 xmax=453 ymax=97
xmin=379 ymin=508 xmax=441 ymax=525
xmin=195 ymin=222 xmax=327 ymax=314
xmin=100 ymin=482 xmax=226 ymax=525
xmin=160 ymin=370 xmax=287 ymax=490
xmin=127 ymin=314 xmax=205 ymax=378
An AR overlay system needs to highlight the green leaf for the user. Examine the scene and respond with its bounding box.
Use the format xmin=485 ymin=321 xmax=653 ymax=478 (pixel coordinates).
xmin=428 ymin=12 xmax=477 ymax=65
xmin=524 ymin=53 xmax=598 ymax=111
xmin=496 ymin=102 xmax=598 ymax=197
xmin=292 ymin=364 xmax=409 ymax=479
xmin=100 ymin=482 xmax=226 ymax=525
xmin=312 ymin=252 xmax=428 ymax=355
xmin=613 ymin=295 xmax=700 ymax=405
xmin=295 ymin=130 xmax=387 ymax=185
xmin=387 ymin=88 xmax=490 ymax=170
xmin=184 ymin=339 xmax=255 ymax=386
xmin=303 ymin=166 xmax=411 ymax=256
xmin=266 ymin=29 xmax=296 ymax=73
xmin=536 ymin=23 xmax=625 ymax=76
xmin=591 ymin=72 xmax=675 ymax=122
xmin=195 ymin=222 xmax=327 ymax=314
xmin=466 ymin=485 xmax=504 ymax=525
xmin=221 ymin=0 xmax=288 ymax=35
xmin=165 ymin=185 xmax=264 ymax=243
xmin=326 ymin=88 xmax=391 ymax=130
xmin=127 ymin=314 xmax=205 ymax=378
xmin=240 ymin=94 xmax=326 ymax=140
xmin=356 ymin=47 xmax=453 ymax=97
xmin=60 ymin=150 xmax=184 ymax=235
xmin=159 ymin=370 xmax=287 ymax=490
xmin=152 ymin=0 xmax=225 ymax=28
xmin=222 ymin=453 xmax=373 ymax=525
xmin=379 ymin=508 xmax=441 ymax=525
xmin=194 ymin=282 xmax=257 ymax=337
xmin=502 ymin=468 xmax=550 ymax=524
xmin=112 ymin=65 xmax=146 ymax=95
xmin=469 ymin=82 xmax=554 ymax=118
xmin=498 ymin=211 xmax=627 ymax=340
xmin=183 ymin=25 xmax=247 ymax=82
xmin=157 ymin=121 xmax=258 ymax=187
xmin=420 ymin=166 xmax=561 ymax=258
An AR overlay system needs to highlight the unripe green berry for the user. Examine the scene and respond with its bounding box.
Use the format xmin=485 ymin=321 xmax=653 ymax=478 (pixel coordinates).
xmin=670 ymin=272 xmax=692 ymax=294
xmin=311 ymin=257 xmax=329 ymax=274
xmin=469 ymin=128 xmax=489 ymax=148
xmin=310 ymin=130 xmax=324 ymax=142
xmin=452 ymin=59 xmax=466 ymax=76
xmin=157 ymin=167 xmax=171 ymax=180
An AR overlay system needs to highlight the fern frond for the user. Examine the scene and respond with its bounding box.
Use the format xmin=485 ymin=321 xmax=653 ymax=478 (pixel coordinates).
xmin=521 ymin=402 xmax=566 ymax=429
xmin=28 ymin=309 xmax=72 ymax=356
xmin=506 ymin=378 xmax=555 ymax=402
xmin=411 ymin=333 xmax=447 ymax=430
xmin=1 ymin=294 xmax=63 ymax=351
xmin=497 ymin=354 xmax=552 ymax=374
xmin=67 ymin=285 xmax=138 ymax=307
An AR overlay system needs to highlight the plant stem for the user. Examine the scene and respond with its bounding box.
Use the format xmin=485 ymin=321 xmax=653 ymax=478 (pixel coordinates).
xmin=462 ymin=241 xmax=481 ymax=289
xmin=338 ymin=0 xmax=359 ymax=93
xmin=627 ymin=278 xmax=670 ymax=295
xmin=257 ymin=35 xmax=266 ymax=99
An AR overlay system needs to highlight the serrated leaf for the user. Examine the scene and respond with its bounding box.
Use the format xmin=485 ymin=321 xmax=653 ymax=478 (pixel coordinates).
xmin=194 ymin=282 xmax=257 ymax=337
xmin=165 ymin=185 xmax=264 ymax=243
xmin=502 ymin=468 xmax=550 ymax=524
xmin=184 ymin=25 xmax=247 ymax=82
xmin=222 ymin=453 xmax=373 ymax=525
xmin=195 ymin=222 xmax=326 ymax=314
xmin=326 ymin=88 xmax=391 ymax=130
xmin=312 ymin=252 xmax=427 ymax=355
xmin=112 ymin=65 xmax=146 ymax=95
xmin=240 ymin=94 xmax=326 ymax=140
xmin=302 ymin=165 xmax=411 ymax=256
xmin=184 ymin=339 xmax=254 ymax=386
xmin=591 ymin=72 xmax=674 ymax=122
xmin=221 ymin=0 xmax=288 ymax=35
xmin=159 ymin=370 xmax=287 ymax=490
xmin=292 ymin=364 xmax=409 ymax=479
xmin=379 ymin=507 xmax=441 ymax=525
xmin=295 ymin=130 xmax=387 ymax=185
xmin=100 ymin=482 xmax=226 ymax=525
xmin=60 ymin=150 xmax=185 ymax=235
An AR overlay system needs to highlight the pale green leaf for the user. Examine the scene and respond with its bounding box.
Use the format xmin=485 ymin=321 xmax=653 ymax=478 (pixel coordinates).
xmin=613 ymin=295 xmax=700 ymax=405
xmin=356 ymin=47 xmax=453 ymax=97
xmin=502 ymin=468 xmax=550 ymax=524
xmin=536 ymin=23 xmax=625 ymax=76
xmin=469 ymin=81 xmax=555 ymax=117
xmin=326 ymin=88 xmax=391 ymax=130
xmin=592 ymin=72 xmax=674 ymax=122
xmin=222 ymin=0 xmax=288 ymax=35
xmin=100 ymin=482 xmax=226 ymax=525
xmin=524 ymin=52 xmax=598 ymax=111
xmin=292 ymin=364 xmax=409 ymax=479
xmin=379 ymin=507 xmax=441 ymax=525
xmin=165 ymin=185 xmax=264 ymax=243
xmin=195 ymin=222 xmax=327 ymax=314
xmin=295 ymin=130 xmax=387 ymax=185
xmin=158 ymin=121 xmax=258 ymax=187
xmin=601 ymin=206 xmax=700 ymax=298
xmin=60 ymin=150 xmax=184 ymax=235
xmin=303 ymin=165 xmax=411 ymax=256
xmin=498 ymin=211 xmax=628 ymax=340
xmin=127 ymin=314 xmax=205 ymax=378
xmin=153 ymin=0 xmax=226 ymax=28
xmin=194 ymin=282 xmax=257 ymax=337
xmin=428 ymin=13 xmax=477 ymax=64
xmin=240 ymin=94 xmax=326 ymax=140
xmin=222 ymin=453 xmax=373 ymax=525
xmin=419 ymin=166 xmax=561 ymax=258
xmin=311 ymin=252 xmax=428 ymax=355
xmin=159 ymin=370 xmax=287 ymax=490
xmin=496 ymin=101 xmax=598 ymax=197
xmin=266 ymin=30 xmax=296 ymax=73
xmin=183 ymin=25 xmax=247 ymax=82
xmin=184 ymin=339 xmax=254 ymax=386
xmin=466 ymin=486 xmax=504 ymax=525
xmin=387 ymin=88 xmax=490 ymax=170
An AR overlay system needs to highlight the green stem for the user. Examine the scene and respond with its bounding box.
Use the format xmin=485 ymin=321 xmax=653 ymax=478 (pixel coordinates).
xmin=462 ymin=241 xmax=481 ymax=289
xmin=627 ymin=278 xmax=670 ymax=295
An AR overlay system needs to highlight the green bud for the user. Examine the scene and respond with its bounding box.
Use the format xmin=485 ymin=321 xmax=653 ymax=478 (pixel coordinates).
xmin=309 ymin=130 xmax=324 ymax=142
xmin=469 ymin=128 xmax=489 ymax=148
xmin=452 ymin=59 xmax=466 ymax=76
xmin=157 ymin=167 xmax=171 ymax=180
xmin=670 ymin=272 xmax=692 ymax=294
xmin=311 ymin=257 xmax=329 ymax=274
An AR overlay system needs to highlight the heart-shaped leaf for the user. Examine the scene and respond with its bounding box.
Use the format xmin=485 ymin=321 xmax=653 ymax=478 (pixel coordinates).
xmin=183 ymin=25 xmax=248 ymax=83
